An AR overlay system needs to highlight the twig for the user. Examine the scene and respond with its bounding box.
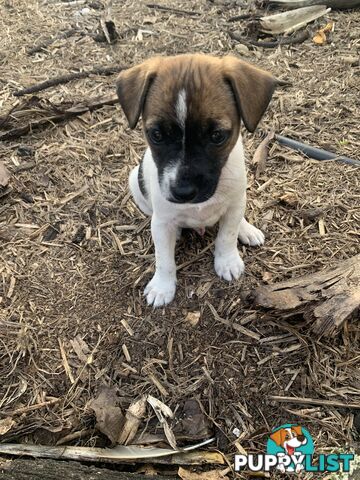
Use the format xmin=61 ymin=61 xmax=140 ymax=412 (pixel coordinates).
xmin=146 ymin=3 xmax=201 ymax=16
xmin=0 ymin=94 xmax=119 ymax=141
xmin=14 ymin=65 xmax=126 ymax=97
xmin=228 ymin=14 xmax=258 ymax=22
xmin=2 ymin=398 xmax=61 ymax=416
xmin=228 ymin=29 xmax=310 ymax=48
xmin=270 ymin=395 xmax=360 ymax=410
xmin=27 ymin=28 xmax=78 ymax=55
xmin=206 ymin=302 xmax=261 ymax=341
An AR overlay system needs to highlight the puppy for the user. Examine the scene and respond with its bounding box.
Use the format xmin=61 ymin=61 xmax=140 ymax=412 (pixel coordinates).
xmin=116 ymin=54 xmax=277 ymax=307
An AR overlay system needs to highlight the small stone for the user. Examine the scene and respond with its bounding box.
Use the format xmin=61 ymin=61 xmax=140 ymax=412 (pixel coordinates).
xmin=235 ymin=43 xmax=250 ymax=56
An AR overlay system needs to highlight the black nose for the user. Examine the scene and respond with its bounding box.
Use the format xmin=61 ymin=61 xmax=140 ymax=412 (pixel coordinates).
xmin=297 ymin=435 xmax=305 ymax=442
xmin=171 ymin=184 xmax=197 ymax=203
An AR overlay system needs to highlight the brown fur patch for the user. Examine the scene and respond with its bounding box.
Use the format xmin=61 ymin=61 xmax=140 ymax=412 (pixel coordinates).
xmin=116 ymin=54 xmax=277 ymax=140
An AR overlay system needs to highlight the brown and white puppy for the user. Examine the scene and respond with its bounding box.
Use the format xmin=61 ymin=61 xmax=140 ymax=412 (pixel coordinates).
xmin=116 ymin=54 xmax=277 ymax=307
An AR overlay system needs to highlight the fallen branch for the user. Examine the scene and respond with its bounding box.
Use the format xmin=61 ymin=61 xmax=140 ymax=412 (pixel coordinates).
xmin=14 ymin=65 xmax=126 ymax=97
xmin=249 ymin=254 xmax=360 ymax=337
xmin=146 ymin=3 xmax=201 ymax=16
xmin=27 ymin=28 xmax=78 ymax=55
xmin=0 ymin=94 xmax=119 ymax=141
xmin=265 ymin=0 xmax=360 ymax=9
xmin=270 ymin=395 xmax=360 ymax=410
xmin=229 ymin=29 xmax=310 ymax=48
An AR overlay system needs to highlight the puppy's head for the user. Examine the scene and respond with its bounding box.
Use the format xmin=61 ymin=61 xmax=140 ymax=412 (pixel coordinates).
xmin=116 ymin=54 xmax=277 ymax=203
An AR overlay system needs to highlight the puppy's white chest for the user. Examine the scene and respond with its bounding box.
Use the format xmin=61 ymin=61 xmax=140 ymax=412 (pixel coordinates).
xmin=176 ymin=202 xmax=227 ymax=229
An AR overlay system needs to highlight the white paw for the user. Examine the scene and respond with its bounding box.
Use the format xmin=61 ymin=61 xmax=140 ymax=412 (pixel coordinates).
xmin=214 ymin=251 xmax=245 ymax=281
xmin=238 ymin=219 xmax=265 ymax=247
xmin=144 ymin=275 xmax=176 ymax=307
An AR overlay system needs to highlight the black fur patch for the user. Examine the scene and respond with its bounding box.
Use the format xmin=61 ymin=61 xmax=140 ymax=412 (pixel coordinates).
xmin=138 ymin=159 xmax=147 ymax=198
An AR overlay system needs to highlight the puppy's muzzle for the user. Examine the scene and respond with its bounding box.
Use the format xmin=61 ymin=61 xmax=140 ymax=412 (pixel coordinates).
xmin=170 ymin=183 xmax=198 ymax=203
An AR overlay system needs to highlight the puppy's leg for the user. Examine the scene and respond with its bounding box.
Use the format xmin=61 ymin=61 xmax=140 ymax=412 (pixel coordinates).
xmin=236 ymin=193 xmax=265 ymax=247
xmin=144 ymin=217 xmax=177 ymax=307
xmin=214 ymin=205 xmax=245 ymax=281
xmin=129 ymin=166 xmax=152 ymax=216
xmin=238 ymin=218 xmax=265 ymax=247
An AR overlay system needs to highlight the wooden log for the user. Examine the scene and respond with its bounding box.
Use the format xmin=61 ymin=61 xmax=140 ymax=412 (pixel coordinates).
xmin=265 ymin=0 xmax=360 ymax=9
xmin=249 ymin=254 xmax=360 ymax=337
xmin=0 ymin=458 xmax=168 ymax=480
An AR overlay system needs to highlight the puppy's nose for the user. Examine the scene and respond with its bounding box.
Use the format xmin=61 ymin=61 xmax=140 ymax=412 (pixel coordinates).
xmin=297 ymin=435 xmax=305 ymax=442
xmin=171 ymin=184 xmax=197 ymax=202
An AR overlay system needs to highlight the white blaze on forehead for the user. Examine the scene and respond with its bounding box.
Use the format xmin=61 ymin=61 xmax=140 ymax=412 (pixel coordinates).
xmin=175 ymin=89 xmax=187 ymax=127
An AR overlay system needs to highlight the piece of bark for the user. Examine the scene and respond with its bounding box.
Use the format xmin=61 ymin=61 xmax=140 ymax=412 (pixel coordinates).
xmin=265 ymin=0 xmax=360 ymax=9
xmin=258 ymin=5 xmax=331 ymax=35
xmin=0 ymin=94 xmax=118 ymax=141
xmin=250 ymin=254 xmax=360 ymax=337
xmin=117 ymin=396 xmax=147 ymax=445
xmin=13 ymin=65 xmax=125 ymax=97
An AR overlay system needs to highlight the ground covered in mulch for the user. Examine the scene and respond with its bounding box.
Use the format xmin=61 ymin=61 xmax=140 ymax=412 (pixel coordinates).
xmin=0 ymin=0 xmax=359 ymax=478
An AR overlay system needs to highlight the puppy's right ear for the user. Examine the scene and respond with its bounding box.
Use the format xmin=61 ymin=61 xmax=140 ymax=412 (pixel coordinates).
xmin=116 ymin=59 xmax=159 ymax=129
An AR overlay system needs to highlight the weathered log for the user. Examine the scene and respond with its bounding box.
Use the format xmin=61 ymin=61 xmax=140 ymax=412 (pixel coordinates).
xmin=0 ymin=458 xmax=167 ymax=480
xmin=259 ymin=5 xmax=330 ymax=35
xmin=250 ymin=254 xmax=360 ymax=337
xmin=265 ymin=0 xmax=360 ymax=9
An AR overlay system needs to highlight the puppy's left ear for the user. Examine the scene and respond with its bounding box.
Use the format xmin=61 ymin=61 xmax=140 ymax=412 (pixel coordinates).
xmin=116 ymin=58 xmax=160 ymax=129
xmin=223 ymin=56 xmax=277 ymax=133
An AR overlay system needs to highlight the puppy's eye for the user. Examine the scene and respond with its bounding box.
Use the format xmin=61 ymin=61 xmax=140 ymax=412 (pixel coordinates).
xmin=210 ymin=130 xmax=227 ymax=145
xmin=149 ymin=128 xmax=163 ymax=144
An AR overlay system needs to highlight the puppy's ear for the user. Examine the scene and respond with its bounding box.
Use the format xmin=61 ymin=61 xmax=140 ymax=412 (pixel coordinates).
xmin=292 ymin=426 xmax=302 ymax=437
xmin=116 ymin=59 xmax=160 ymax=129
xmin=270 ymin=429 xmax=285 ymax=446
xmin=223 ymin=56 xmax=277 ymax=133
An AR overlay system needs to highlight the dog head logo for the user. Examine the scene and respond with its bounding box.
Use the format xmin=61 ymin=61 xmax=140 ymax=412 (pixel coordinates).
xmin=267 ymin=424 xmax=314 ymax=473
xmin=270 ymin=425 xmax=307 ymax=455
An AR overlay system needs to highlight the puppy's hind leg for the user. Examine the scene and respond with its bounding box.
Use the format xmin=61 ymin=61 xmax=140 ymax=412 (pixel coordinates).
xmin=129 ymin=166 xmax=152 ymax=216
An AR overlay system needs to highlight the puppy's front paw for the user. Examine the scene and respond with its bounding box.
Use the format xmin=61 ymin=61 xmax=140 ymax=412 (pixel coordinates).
xmin=238 ymin=219 xmax=265 ymax=247
xmin=214 ymin=251 xmax=244 ymax=281
xmin=144 ymin=275 xmax=176 ymax=307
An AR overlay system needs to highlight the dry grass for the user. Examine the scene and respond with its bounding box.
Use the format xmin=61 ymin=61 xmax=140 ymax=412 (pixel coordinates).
xmin=0 ymin=0 xmax=359 ymax=477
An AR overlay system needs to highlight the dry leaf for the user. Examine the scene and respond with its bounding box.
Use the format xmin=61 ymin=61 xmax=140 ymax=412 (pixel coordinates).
xmin=174 ymin=399 xmax=212 ymax=441
xmin=313 ymin=21 xmax=334 ymax=45
xmin=0 ymin=162 xmax=10 ymax=188
xmin=178 ymin=467 xmax=228 ymax=480
xmin=184 ymin=311 xmax=201 ymax=327
xmin=148 ymin=395 xmax=176 ymax=449
xmin=0 ymin=417 xmax=16 ymax=436
xmin=88 ymin=387 xmax=124 ymax=444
